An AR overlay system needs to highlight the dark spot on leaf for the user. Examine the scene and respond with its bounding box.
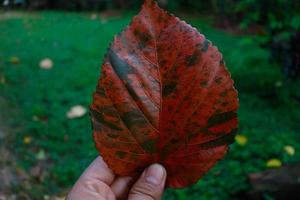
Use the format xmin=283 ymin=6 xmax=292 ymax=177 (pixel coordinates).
xmin=122 ymin=109 xmax=147 ymax=130
xmin=215 ymin=109 xmax=222 ymax=114
xmin=158 ymin=14 xmax=163 ymax=23
xmin=215 ymin=77 xmax=222 ymax=84
xmin=163 ymin=83 xmax=177 ymax=96
xmin=170 ymin=120 xmax=176 ymax=125
xmin=96 ymin=87 xmax=106 ymax=96
xmin=200 ymin=81 xmax=208 ymax=87
xmin=141 ymin=139 xmax=157 ymax=153
xmin=133 ymin=29 xmax=152 ymax=48
xmin=222 ymin=102 xmax=229 ymax=106
xmin=108 ymin=133 xmax=118 ymax=139
xmin=216 ymin=99 xmax=222 ymax=104
xmin=220 ymin=91 xmax=227 ymax=97
xmin=198 ymin=129 xmax=237 ymax=148
xmin=186 ymin=51 xmax=200 ymax=67
xmin=116 ymin=151 xmax=126 ymax=159
xmin=170 ymin=138 xmax=179 ymax=144
xmin=90 ymin=109 xmax=123 ymax=131
xmin=108 ymin=49 xmax=134 ymax=83
xmin=160 ymin=60 xmax=167 ymax=66
xmin=207 ymin=111 xmax=237 ymax=127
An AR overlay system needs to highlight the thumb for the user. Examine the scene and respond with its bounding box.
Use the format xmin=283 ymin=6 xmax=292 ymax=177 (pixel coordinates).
xmin=128 ymin=164 xmax=166 ymax=200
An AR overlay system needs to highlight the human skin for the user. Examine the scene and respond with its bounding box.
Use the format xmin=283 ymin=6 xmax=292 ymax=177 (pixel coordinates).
xmin=67 ymin=156 xmax=167 ymax=200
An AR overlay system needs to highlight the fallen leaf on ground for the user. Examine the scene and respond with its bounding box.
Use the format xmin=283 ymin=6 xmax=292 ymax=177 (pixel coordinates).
xmin=284 ymin=145 xmax=295 ymax=156
xmin=66 ymin=105 xmax=87 ymax=119
xmin=10 ymin=56 xmax=20 ymax=64
xmin=39 ymin=58 xmax=53 ymax=69
xmin=23 ymin=136 xmax=32 ymax=144
xmin=266 ymin=159 xmax=282 ymax=168
xmin=235 ymin=134 xmax=248 ymax=146
xmin=36 ymin=149 xmax=46 ymax=161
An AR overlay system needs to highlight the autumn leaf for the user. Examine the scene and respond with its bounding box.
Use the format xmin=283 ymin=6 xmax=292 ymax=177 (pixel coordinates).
xmin=39 ymin=58 xmax=53 ymax=69
xmin=36 ymin=149 xmax=46 ymax=161
xmin=23 ymin=136 xmax=32 ymax=144
xmin=266 ymin=159 xmax=282 ymax=168
xmin=235 ymin=134 xmax=248 ymax=146
xmin=66 ymin=105 xmax=87 ymax=119
xmin=9 ymin=56 xmax=20 ymax=64
xmin=284 ymin=145 xmax=295 ymax=156
xmin=91 ymin=0 xmax=238 ymax=188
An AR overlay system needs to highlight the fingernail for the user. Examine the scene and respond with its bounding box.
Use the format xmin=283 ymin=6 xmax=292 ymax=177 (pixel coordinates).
xmin=145 ymin=164 xmax=165 ymax=185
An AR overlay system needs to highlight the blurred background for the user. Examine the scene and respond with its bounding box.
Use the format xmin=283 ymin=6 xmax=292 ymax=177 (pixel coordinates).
xmin=0 ymin=0 xmax=300 ymax=199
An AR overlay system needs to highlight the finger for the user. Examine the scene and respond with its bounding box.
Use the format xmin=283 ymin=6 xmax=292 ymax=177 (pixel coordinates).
xmin=128 ymin=164 xmax=166 ymax=200
xmin=67 ymin=156 xmax=116 ymax=200
xmin=80 ymin=156 xmax=115 ymax=185
xmin=111 ymin=176 xmax=133 ymax=199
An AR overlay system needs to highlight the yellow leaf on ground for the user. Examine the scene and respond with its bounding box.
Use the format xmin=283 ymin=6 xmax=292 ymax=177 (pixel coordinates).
xmin=284 ymin=145 xmax=295 ymax=156
xmin=66 ymin=105 xmax=87 ymax=119
xmin=23 ymin=136 xmax=32 ymax=144
xmin=235 ymin=134 xmax=248 ymax=146
xmin=39 ymin=58 xmax=53 ymax=69
xmin=266 ymin=159 xmax=282 ymax=168
xmin=10 ymin=56 xmax=20 ymax=64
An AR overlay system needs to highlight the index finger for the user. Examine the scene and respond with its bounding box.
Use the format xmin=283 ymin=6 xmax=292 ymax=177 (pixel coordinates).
xmin=80 ymin=156 xmax=115 ymax=185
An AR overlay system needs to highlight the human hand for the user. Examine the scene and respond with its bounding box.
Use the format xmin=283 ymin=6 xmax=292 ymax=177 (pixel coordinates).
xmin=67 ymin=156 xmax=167 ymax=200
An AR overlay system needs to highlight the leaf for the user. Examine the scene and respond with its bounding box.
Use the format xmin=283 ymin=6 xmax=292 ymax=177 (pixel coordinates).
xmin=235 ymin=134 xmax=247 ymax=146
xmin=39 ymin=58 xmax=53 ymax=69
xmin=266 ymin=159 xmax=282 ymax=168
xmin=23 ymin=136 xmax=32 ymax=144
xmin=284 ymin=145 xmax=295 ymax=156
xmin=91 ymin=0 xmax=238 ymax=188
xmin=66 ymin=105 xmax=87 ymax=119
xmin=9 ymin=56 xmax=20 ymax=64
xmin=36 ymin=149 xmax=46 ymax=161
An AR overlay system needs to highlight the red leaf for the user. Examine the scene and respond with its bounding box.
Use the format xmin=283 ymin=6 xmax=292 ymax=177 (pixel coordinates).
xmin=91 ymin=0 xmax=239 ymax=188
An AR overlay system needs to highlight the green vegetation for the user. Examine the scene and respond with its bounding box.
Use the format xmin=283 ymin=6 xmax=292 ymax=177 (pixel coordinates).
xmin=0 ymin=11 xmax=300 ymax=199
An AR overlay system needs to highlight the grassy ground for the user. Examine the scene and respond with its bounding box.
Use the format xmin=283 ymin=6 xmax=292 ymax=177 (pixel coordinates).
xmin=0 ymin=11 xmax=300 ymax=200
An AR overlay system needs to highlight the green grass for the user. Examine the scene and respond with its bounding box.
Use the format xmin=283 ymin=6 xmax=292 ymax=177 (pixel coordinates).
xmin=0 ymin=11 xmax=300 ymax=199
